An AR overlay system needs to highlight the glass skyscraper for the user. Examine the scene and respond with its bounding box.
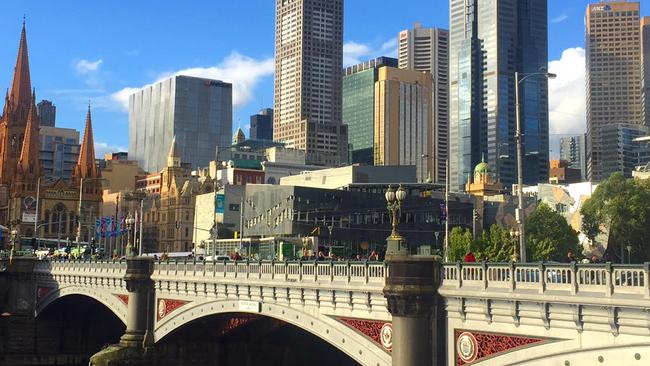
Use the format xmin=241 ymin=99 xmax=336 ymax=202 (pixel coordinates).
xmin=128 ymin=75 xmax=232 ymax=173
xmin=449 ymin=0 xmax=549 ymax=191
xmin=250 ymin=108 xmax=273 ymax=141
xmin=342 ymin=57 xmax=398 ymax=165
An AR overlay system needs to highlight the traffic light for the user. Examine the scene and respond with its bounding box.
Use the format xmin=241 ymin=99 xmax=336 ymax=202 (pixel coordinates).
xmin=234 ymin=231 xmax=239 ymax=239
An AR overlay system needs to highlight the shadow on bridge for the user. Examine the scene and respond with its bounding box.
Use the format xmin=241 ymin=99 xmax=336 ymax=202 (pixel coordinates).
xmin=156 ymin=312 xmax=360 ymax=366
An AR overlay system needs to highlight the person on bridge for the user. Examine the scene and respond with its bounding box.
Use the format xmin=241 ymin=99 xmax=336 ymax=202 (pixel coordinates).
xmin=464 ymin=251 xmax=476 ymax=262
xmin=566 ymin=249 xmax=577 ymax=263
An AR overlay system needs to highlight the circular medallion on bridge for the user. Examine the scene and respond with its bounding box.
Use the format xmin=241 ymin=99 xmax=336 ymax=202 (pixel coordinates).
xmin=457 ymin=332 xmax=478 ymax=363
xmin=158 ymin=299 xmax=167 ymax=319
xmin=380 ymin=323 xmax=393 ymax=351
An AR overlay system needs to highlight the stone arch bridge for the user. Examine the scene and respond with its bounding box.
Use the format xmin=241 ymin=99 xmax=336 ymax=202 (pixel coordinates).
xmin=2 ymin=258 xmax=650 ymax=366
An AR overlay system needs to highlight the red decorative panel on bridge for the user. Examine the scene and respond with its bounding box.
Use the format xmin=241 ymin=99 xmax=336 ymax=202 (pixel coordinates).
xmin=36 ymin=286 xmax=54 ymax=301
xmin=337 ymin=317 xmax=392 ymax=352
xmin=455 ymin=330 xmax=544 ymax=365
xmin=114 ymin=294 xmax=129 ymax=306
xmin=157 ymin=298 xmax=190 ymax=321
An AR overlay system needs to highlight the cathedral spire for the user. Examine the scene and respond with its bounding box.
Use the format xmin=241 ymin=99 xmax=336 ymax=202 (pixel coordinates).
xmin=17 ymin=91 xmax=40 ymax=177
xmin=74 ymin=105 xmax=98 ymax=181
xmin=167 ymin=136 xmax=181 ymax=168
xmin=9 ymin=20 xmax=32 ymax=110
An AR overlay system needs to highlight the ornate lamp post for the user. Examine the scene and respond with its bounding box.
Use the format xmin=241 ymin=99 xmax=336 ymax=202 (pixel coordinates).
xmin=385 ymin=184 xmax=408 ymax=256
xmin=125 ymin=214 xmax=136 ymax=257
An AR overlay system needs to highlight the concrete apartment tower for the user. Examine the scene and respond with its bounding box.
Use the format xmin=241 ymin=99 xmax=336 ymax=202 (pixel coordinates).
xmin=586 ymin=1 xmax=643 ymax=181
xmin=398 ymin=23 xmax=449 ymax=183
xmin=273 ymin=0 xmax=348 ymax=166
xmin=449 ymin=0 xmax=549 ymax=191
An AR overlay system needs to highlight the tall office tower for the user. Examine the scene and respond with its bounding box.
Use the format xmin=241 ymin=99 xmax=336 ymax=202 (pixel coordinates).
xmin=449 ymin=0 xmax=549 ymax=191
xmin=39 ymin=126 xmax=80 ymax=182
xmin=342 ymin=57 xmax=398 ymax=165
xmin=586 ymin=2 xmax=643 ymax=182
xmin=374 ymin=67 xmax=433 ymax=182
xmin=250 ymin=108 xmax=274 ymax=141
xmin=128 ymin=75 xmax=232 ymax=173
xmin=274 ymin=0 xmax=348 ymax=166
xmin=398 ymin=24 xmax=449 ymax=183
xmin=37 ymin=99 xmax=56 ymax=127
xmin=559 ymin=135 xmax=587 ymax=181
xmin=642 ymin=16 xmax=650 ymax=127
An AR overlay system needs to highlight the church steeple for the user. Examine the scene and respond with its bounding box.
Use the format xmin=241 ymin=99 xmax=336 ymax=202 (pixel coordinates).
xmin=167 ymin=136 xmax=181 ymax=168
xmin=17 ymin=91 xmax=40 ymax=177
xmin=9 ymin=19 xmax=32 ymax=113
xmin=73 ymin=105 xmax=98 ymax=181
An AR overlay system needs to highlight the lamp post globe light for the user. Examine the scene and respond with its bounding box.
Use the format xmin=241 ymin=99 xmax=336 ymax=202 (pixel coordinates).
xmin=125 ymin=214 xmax=136 ymax=257
xmin=514 ymin=71 xmax=556 ymax=262
xmin=385 ymin=184 xmax=408 ymax=256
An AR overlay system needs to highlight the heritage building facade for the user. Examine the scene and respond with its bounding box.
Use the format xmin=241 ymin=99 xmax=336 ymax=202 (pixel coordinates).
xmin=0 ymin=22 xmax=101 ymax=245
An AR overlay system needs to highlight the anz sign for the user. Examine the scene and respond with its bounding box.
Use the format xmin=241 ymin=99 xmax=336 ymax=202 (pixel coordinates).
xmin=591 ymin=4 xmax=612 ymax=12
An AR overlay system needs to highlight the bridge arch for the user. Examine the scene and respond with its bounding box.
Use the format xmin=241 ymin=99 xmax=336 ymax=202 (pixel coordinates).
xmin=36 ymin=285 xmax=128 ymax=326
xmin=155 ymin=299 xmax=391 ymax=366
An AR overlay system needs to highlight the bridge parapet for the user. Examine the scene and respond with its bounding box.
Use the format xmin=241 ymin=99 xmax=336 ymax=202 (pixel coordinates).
xmin=152 ymin=260 xmax=387 ymax=289
xmin=441 ymin=262 xmax=650 ymax=304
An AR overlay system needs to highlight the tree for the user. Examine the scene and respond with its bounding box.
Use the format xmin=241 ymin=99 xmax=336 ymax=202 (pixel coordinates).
xmin=447 ymin=227 xmax=473 ymax=261
xmin=581 ymin=173 xmax=650 ymax=262
xmin=526 ymin=203 xmax=579 ymax=262
xmin=480 ymin=225 xmax=515 ymax=262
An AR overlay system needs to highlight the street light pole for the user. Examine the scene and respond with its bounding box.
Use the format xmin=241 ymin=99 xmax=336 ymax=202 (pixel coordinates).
xmin=444 ymin=159 xmax=449 ymax=262
xmin=514 ymin=71 xmax=556 ymax=263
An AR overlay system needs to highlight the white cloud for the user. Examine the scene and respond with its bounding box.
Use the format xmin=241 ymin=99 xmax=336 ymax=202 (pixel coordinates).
xmin=95 ymin=142 xmax=127 ymax=157
xmin=111 ymin=52 xmax=274 ymax=112
xmin=75 ymin=59 xmax=103 ymax=74
xmin=548 ymin=47 xmax=586 ymax=155
xmin=552 ymin=13 xmax=569 ymax=23
xmin=343 ymin=37 xmax=398 ymax=67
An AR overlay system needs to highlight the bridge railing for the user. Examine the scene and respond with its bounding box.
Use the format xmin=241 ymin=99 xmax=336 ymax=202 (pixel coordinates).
xmin=442 ymin=262 xmax=650 ymax=299
xmin=153 ymin=260 xmax=387 ymax=286
xmin=33 ymin=259 xmax=127 ymax=277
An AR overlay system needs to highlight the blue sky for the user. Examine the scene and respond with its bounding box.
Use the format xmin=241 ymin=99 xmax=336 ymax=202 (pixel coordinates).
xmin=0 ymin=1 xmax=620 ymax=157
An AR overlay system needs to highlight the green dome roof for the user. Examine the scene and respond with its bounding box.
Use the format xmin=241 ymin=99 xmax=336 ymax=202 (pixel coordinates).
xmin=474 ymin=154 xmax=490 ymax=174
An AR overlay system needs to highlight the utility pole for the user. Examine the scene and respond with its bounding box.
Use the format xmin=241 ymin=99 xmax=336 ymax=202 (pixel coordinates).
xmin=239 ymin=194 xmax=245 ymax=257
xmin=444 ymin=159 xmax=449 ymax=262
xmin=34 ymin=177 xmax=40 ymax=247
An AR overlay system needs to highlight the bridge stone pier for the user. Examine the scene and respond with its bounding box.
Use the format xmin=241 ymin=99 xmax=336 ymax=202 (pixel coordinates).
xmin=3 ymin=257 xmax=650 ymax=366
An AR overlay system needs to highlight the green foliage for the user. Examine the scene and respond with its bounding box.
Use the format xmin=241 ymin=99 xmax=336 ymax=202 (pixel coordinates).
xmin=447 ymin=225 xmax=514 ymax=262
xmin=480 ymin=225 xmax=516 ymax=262
xmin=526 ymin=203 xmax=579 ymax=262
xmin=580 ymin=173 xmax=650 ymax=262
xmin=447 ymin=227 xmax=473 ymax=261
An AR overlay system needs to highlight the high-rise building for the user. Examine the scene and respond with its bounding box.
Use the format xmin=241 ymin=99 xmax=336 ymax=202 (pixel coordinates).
xmin=250 ymin=108 xmax=273 ymax=141
xmin=128 ymin=75 xmax=232 ymax=173
xmin=342 ymin=57 xmax=398 ymax=165
xmin=449 ymin=0 xmax=549 ymax=191
xmin=398 ymin=24 xmax=449 ymax=183
xmin=586 ymin=1 xmax=643 ymax=182
xmin=374 ymin=67 xmax=433 ymax=182
xmin=273 ymin=0 xmax=348 ymax=166
xmin=600 ymin=123 xmax=649 ymax=178
xmin=39 ymin=126 xmax=80 ymax=182
xmin=642 ymin=16 xmax=650 ymax=128
xmin=37 ymin=99 xmax=56 ymax=127
xmin=559 ymin=135 xmax=587 ymax=181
